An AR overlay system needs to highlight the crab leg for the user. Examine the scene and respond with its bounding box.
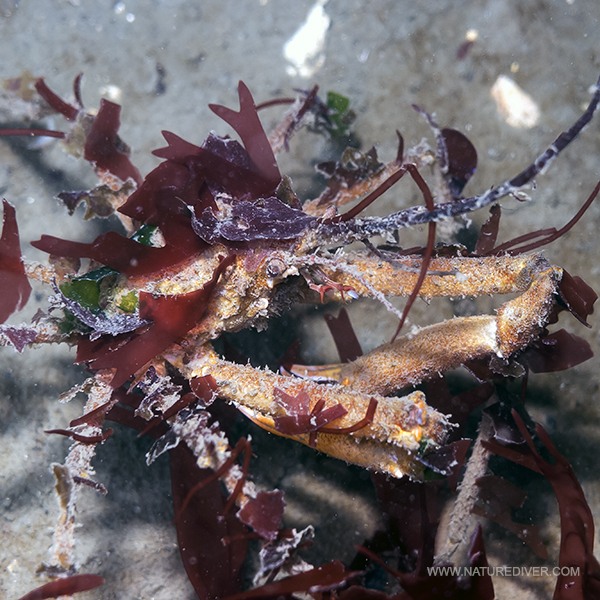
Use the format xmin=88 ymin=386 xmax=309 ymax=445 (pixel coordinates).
xmin=171 ymin=348 xmax=450 ymax=479
xmin=314 ymin=262 xmax=561 ymax=395
xmin=309 ymin=251 xmax=552 ymax=302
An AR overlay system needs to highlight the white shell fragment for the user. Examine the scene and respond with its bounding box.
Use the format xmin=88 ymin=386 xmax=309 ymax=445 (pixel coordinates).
xmin=491 ymin=75 xmax=540 ymax=129
xmin=283 ymin=0 xmax=330 ymax=78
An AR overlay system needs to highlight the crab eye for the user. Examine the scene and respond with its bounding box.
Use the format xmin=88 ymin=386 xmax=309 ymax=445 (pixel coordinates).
xmin=266 ymin=257 xmax=286 ymax=278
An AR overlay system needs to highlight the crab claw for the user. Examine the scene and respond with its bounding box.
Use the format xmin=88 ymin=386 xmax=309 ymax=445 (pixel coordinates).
xmin=179 ymin=350 xmax=449 ymax=480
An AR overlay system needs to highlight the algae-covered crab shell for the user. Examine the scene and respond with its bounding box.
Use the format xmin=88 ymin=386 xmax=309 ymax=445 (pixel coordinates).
xmin=53 ymin=213 xmax=570 ymax=480
xmin=163 ymin=251 xmax=562 ymax=480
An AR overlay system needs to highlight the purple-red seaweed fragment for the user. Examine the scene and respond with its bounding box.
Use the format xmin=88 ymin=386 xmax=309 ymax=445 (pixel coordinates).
xmin=0 ymin=200 xmax=31 ymax=323
xmin=17 ymin=574 xmax=104 ymax=600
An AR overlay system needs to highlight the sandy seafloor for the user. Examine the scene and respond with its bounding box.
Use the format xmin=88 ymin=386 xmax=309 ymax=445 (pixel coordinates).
xmin=0 ymin=1 xmax=599 ymax=598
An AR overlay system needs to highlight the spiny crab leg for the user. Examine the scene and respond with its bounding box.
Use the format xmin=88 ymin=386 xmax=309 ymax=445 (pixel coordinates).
xmin=299 ymin=251 xmax=552 ymax=302
xmin=170 ymin=347 xmax=450 ymax=480
xmin=298 ymin=261 xmax=561 ymax=396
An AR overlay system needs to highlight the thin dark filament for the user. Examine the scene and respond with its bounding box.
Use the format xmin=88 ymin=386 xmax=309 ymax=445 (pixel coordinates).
xmin=70 ymin=399 xmax=115 ymax=427
xmin=487 ymin=227 xmax=555 ymax=254
xmin=325 ymin=161 xmax=406 ymax=223
xmin=255 ymin=97 xmax=295 ymax=111
xmin=34 ymin=77 xmax=79 ymax=121
xmin=45 ymin=427 xmax=113 ymax=444
xmin=392 ymin=164 xmax=437 ymax=341
xmin=492 ymin=180 xmax=600 ymax=255
xmin=0 ymin=127 xmax=65 ymax=138
xmin=318 ymin=397 xmax=378 ymax=434
xmin=310 ymin=397 xmax=326 ymax=416
xmin=73 ymin=72 xmax=85 ymax=108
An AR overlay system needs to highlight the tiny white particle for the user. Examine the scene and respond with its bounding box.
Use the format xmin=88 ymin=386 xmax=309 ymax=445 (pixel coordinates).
xmin=98 ymin=84 xmax=122 ymax=103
